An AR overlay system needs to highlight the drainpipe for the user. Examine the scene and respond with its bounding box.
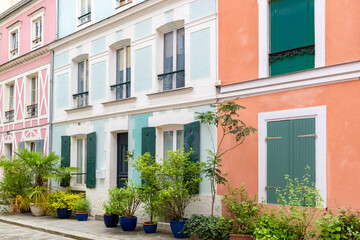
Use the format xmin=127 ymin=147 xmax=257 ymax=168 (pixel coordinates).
xmin=49 ymin=50 xmax=54 ymax=153
xmin=56 ymin=0 xmax=59 ymax=39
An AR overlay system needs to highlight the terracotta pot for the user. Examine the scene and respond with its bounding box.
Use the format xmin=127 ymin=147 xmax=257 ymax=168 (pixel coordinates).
xmin=229 ymin=234 xmax=254 ymax=240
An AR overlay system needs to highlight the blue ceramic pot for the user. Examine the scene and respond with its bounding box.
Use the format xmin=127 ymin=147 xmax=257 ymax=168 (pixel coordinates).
xmin=103 ymin=214 xmax=119 ymax=227
xmin=143 ymin=222 xmax=157 ymax=233
xmin=120 ymin=216 xmax=137 ymax=231
xmin=76 ymin=212 xmax=88 ymax=221
xmin=57 ymin=208 xmax=72 ymax=219
xmin=169 ymin=218 xmax=188 ymax=238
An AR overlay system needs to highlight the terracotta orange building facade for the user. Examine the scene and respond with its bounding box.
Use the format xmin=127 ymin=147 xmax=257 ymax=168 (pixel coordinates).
xmin=218 ymin=0 xmax=360 ymax=210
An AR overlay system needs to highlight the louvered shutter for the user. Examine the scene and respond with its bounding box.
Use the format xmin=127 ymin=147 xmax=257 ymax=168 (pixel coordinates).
xmin=86 ymin=132 xmax=96 ymax=188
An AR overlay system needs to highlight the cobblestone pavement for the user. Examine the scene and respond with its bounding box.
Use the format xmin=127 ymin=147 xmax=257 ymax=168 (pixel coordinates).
xmin=0 ymin=221 xmax=74 ymax=240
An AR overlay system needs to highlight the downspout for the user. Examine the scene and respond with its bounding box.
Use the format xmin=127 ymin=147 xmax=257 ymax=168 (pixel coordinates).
xmin=49 ymin=50 xmax=54 ymax=153
xmin=56 ymin=0 xmax=59 ymax=39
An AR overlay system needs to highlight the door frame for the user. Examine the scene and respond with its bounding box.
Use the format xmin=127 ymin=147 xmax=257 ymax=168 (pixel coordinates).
xmin=258 ymin=106 xmax=327 ymax=206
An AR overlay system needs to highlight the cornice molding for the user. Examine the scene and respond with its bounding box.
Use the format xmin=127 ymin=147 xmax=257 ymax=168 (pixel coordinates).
xmin=0 ymin=45 xmax=50 ymax=74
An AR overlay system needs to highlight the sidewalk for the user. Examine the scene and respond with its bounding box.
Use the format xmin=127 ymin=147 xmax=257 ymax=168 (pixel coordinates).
xmin=0 ymin=213 xmax=177 ymax=240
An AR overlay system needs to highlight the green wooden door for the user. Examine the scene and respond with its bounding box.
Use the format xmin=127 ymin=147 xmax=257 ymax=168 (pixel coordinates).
xmin=86 ymin=132 xmax=96 ymax=188
xmin=267 ymin=118 xmax=315 ymax=204
xmin=270 ymin=0 xmax=315 ymax=76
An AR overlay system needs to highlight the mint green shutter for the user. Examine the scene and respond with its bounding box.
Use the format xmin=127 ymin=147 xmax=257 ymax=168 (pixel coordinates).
xmin=86 ymin=132 xmax=96 ymax=188
xmin=184 ymin=121 xmax=200 ymax=194
xmin=61 ymin=136 xmax=71 ymax=187
xmin=266 ymin=118 xmax=315 ymax=204
xmin=141 ymin=127 xmax=156 ymax=157
xmin=270 ymin=0 xmax=314 ymax=76
xmin=35 ymin=139 xmax=44 ymax=153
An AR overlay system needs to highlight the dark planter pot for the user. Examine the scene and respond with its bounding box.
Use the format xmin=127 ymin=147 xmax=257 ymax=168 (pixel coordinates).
xmin=229 ymin=234 xmax=254 ymax=240
xmin=143 ymin=221 xmax=157 ymax=233
xmin=120 ymin=216 xmax=137 ymax=231
xmin=57 ymin=208 xmax=72 ymax=219
xmin=103 ymin=214 xmax=119 ymax=227
xmin=170 ymin=218 xmax=188 ymax=239
xmin=76 ymin=212 xmax=89 ymax=221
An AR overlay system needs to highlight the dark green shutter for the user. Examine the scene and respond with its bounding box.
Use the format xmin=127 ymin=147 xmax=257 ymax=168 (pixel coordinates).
xmin=184 ymin=121 xmax=200 ymax=163
xmin=266 ymin=118 xmax=315 ymax=204
xmin=35 ymin=139 xmax=44 ymax=153
xmin=60 ymin=136 xmax=71 ymax=187
xmin=141 ymin=127 xmax=156 ymax=156
xmin=86 ymin=132 xmax=96 ymax=188
xmin=18 ymin=142 xmax=25 ymax=150
xmin=184 ymin=121 xmax=201 ymax=194
xmin=270 ymin=0 xmax=314 ymax=76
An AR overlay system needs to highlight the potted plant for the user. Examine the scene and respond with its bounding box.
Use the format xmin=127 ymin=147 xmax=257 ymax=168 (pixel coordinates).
xmin=102 ymin=187 xmax=121 ymax=227
xmin=26 ymin=186 xmax=47 ymax=217
xmin=222 ymin=184 xmax=261 ymax=240
xmin=48 ymin=190 xmax=84 ymax=219
xmin=129 ymin=152 xmax=162 ymax=233
xmin=158 ymin=149 xmax=202 ymax=239
xmin=116 ymin=181 xmax=141 ymax=231
xmin=75 ymin=198 xmax=90 ymax=221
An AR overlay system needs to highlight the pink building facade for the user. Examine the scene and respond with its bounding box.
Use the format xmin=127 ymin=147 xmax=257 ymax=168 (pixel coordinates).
xmin=0 ymin=0 xmax=56 ymax=162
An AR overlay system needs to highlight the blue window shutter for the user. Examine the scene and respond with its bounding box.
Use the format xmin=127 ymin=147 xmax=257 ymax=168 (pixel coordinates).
xmin=35 ymin=139 xmax=44 ymax=153
xmin=18 ymin=142 xmax=25 ymax=150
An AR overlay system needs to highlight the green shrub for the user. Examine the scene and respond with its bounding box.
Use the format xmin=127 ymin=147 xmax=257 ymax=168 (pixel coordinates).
xmin=183 ymin=214 xmax=233 ymax=240
xmin=317 ymin=209 xmax=360 ymax=239
xmin=103 ymin=187 xmax=122 ymax=215
xmin=114 ymin=181 xmax=141 ymax=218
xmin=75 ymin=198 xmax=90 ymax=213
xmin=222 ymin=184 xmax=261 ymax=234
xmin=47 ymin=190 xmax=84 ymax=214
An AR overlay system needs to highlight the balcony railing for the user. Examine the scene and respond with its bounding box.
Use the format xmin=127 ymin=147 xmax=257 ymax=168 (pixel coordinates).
xmin=157 ymin=70 xmax=185 ymax=92
xmin=32 ymin=37 xmax=42 ymax=45
xmin=73 ymin=92 xmax=89 ymax=108
xmin=10 ymin=48 xmax=18 ymax=57
xmin=5 ymin=110 xmax=14 ymax=122
xmin=110 ymin=82 xmax=131 ymax=100
xmin=27 ymin=103 xmax=38 ymax=117
xmin=78 ymin=12 xmax=91 ymax=24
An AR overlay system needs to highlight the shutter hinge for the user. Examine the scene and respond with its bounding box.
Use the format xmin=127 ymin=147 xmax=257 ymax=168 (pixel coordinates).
xmin=265 ymin=137 xmax=282 ymax=141
xmin=297 ymin=134 xmax=316 ymax=138
xmin=265 ymin=186 xmax=278 ymax=190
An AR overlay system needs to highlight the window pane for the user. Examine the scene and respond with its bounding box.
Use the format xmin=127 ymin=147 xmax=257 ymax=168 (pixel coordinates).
xmin=31 ymin=77 xmax=37 ymax=104
xmin=163 ymin=131 xmax=173 ymax=159
xmin=164 ymin=32 xmax=173 ymax=73
xmin=9 ymin=85 xmax=14 ymax=110
xmin=117 ymin=49 xmax=124 ymax=84
xmin=177 ymin=28 xmax=185 ymax=71
xmin=78 ymin=61 xmax=85 ymax=92
xmin=77 ymin=139 xmax=83 ymax=184
xmin=176 ymin=130 xmax=184 ymax=150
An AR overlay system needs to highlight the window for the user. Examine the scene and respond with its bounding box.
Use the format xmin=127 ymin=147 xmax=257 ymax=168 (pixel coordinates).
xmin=79 ymin=0 xmax=91 ymax=24
xmin=163 ymin=129 xmax=184 ymax=159
xmin=5 ymin=84 xmax=15 ymax=122
xmin=74 ymin=60 xmax=89 ymax=108
xmin=27 ymin=142 xmax=36 ymax=152
xmin=10 ymin=30 xmax=19 ymax=58
xmin=269 ymin=0 xmax=314 ymax=76
xmin=32 ymin=18 xmax=42 ymax=48
xmin=27 ymin=76 xmax=38 ymax=117
xmin=76 ymin=138 xmax=87 ymax=185
xmin=113 ymin=46 xmax=131 ymax=100
xmin=116 ymin=0 xmax=132 ymax=7
xmin=158 ymin=28 xmax=185 ymax=91
xmin=4 ymin=144 xmax=13 ymax=157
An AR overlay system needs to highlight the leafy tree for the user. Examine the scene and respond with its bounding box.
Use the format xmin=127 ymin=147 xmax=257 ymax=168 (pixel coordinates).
xmin=195 ymin=101 xmax=256 ymax=216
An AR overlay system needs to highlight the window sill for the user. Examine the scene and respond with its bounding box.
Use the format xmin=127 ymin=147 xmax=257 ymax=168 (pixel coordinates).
xmin=147 ymin=87 xmax=193 ymax=99
xmin=77 ymin=19 xmax=91 ymax=28
xmin=101 ymin=97 xmax=137 ymax=107
xmin=25 ymin=115 xmax=38 ymax=120
xmin=65 ymin=105 xmax=93 ymax=113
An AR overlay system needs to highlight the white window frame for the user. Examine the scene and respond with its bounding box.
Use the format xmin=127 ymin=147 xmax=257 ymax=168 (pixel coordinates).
xmin=4 ymin=143 xmax=13 ymax=157
xmin=156 ymin=20 xmax=185 ymax=92
xmin=78 ymin=0 xmax=92 ymax=26
xmin=9 ymin=28 xmax=19 ymax=59
xmin=258 ymin=106 xmax=327 ymax=206
xmin=26 ymin=74 xmax=38 ymax=117
xmin=70 ymin=136 xmax=87 ymax=187
xmin=76 ymin=59 xmax=89 ymax=107
xmin=257 ymin=0 xmax=325 ymax=78
xmin=156 ymin=125 xmax=184 ymax=160
xmin=114 ymin=45 xmax=131 ymax=100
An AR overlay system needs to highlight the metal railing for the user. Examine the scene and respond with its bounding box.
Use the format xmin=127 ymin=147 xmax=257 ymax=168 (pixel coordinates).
xmin=110 ymin=82 xmax=131 ymax=100
xmin=78 ymin=12 xmax=91 ymax=24
xmin=5 ymin=110 xmax=14 ymax=122
xmin=27 ymin=103 xmax=38 ymax=117
xmin=73 ymin=92 xmax=89 ymax=108
xmin=157 ymin=70 xmax=185 ymax=92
